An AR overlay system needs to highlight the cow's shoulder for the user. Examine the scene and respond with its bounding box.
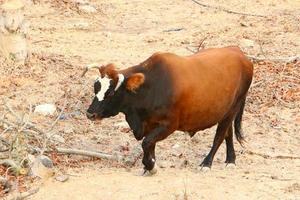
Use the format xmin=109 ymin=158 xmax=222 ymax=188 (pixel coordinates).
xmin=140 ymin=52 xmax=177 ymax=70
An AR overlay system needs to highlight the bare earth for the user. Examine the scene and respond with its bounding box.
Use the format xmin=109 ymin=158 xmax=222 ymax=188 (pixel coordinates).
xmin=1 ymin=0 xmax=300 ymax=199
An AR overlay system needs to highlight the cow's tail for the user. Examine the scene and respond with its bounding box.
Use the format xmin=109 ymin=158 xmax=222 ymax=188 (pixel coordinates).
xmin=234 ymin=97 xmax=246 ymax=147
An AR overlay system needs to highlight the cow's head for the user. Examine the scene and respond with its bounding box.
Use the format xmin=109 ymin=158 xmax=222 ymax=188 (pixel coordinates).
xmin=86 ymin=64 xmax=145 ymax=120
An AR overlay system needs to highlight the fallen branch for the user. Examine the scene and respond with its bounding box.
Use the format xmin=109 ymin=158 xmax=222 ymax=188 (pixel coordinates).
xmin=55 ymin=147 xmax=122 ymax=161
xmin=247 ymin=55 xmax=300 ymax=63
xmin=245 ymin=150 xmax=300 ymax=160
xmin=8 ymin=188 xmax=39 ymax=200
xmin=190 ymin=0 xmax=266 ymax=17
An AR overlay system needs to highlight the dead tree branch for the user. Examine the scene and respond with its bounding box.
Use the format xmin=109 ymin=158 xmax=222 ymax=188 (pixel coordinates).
xmin=247 ymin=55 xmax=300 ymax=63
xmin=245 ymin=150 xmax=300 ymax=160
xmin=190 ymin=0 xmax=266 ymax=17
xmin=55 ymin=147 xmax=122 ymax=161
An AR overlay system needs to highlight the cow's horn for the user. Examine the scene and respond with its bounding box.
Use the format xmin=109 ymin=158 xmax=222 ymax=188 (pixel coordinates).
xmin=115 ymin=74 xmax=125 ymax=91
xmin=81 ymin=63 xmax=101 ymax=77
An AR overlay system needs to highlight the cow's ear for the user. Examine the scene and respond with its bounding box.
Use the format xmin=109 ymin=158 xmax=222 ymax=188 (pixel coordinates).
xmin=126 ymin=73 xmax=145 ymax=92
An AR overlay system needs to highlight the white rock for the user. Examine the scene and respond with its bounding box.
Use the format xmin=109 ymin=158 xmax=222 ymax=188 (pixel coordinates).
xmin=240 ymin=39 xmax=256 ymax=48
xmin=172 ymin=143 xmax=180 ymax=149
xmin=55 ymin=175 xmax=69 ymax=182
xmin=34 ymin=104 xmax=56 ymax=116
xmin=78 ymin=4 xmax=97 ymax=14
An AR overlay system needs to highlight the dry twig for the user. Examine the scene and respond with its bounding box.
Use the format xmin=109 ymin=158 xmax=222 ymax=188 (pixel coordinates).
xmin=197 ymin=36 xmax=208 ymax=51
xmin=190 ymin=0 xmax=266 ymax=17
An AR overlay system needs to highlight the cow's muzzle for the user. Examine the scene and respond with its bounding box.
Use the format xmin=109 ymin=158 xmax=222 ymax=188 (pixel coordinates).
xmin=86 ymin=112 xmax=97 ymax=120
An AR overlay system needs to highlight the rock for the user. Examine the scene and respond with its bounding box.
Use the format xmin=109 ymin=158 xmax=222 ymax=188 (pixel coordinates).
xmin=34 ymin=104 xmax=56 ymax=116
xmin=78 ymin=4 xmax=97 ymax=14
xmin=240 ymin=38 xmax=256 ymax=48
xmin=29 ymin=155 xmax=54 ymax=179
xmin=55 ymin=175 xmax=69 ymax=182
xmin=172 ymin=143 xmax=180 ymax=149
xmin=39 ymin=155 xmax=54 ymax=168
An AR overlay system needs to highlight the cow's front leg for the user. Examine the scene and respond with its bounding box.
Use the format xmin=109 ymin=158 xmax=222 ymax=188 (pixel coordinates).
xmin=125 ymin=109 xmax=144 ymax=140
xmin=141 ymin=125 xmax=174 ymax=176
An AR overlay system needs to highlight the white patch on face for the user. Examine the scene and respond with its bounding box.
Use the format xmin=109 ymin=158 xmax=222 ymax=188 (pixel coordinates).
xmin=115 ymin=74 xmax=124 ymax=91
xmin=96 ymin=76 xmax=111 ymax=101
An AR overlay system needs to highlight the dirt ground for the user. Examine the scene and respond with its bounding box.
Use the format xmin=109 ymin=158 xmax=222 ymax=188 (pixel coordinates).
xmin=1 ymin=0 xmax=300 ymax=199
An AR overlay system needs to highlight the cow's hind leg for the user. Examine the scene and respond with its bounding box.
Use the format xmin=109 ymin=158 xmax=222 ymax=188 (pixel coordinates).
xmin=200 ymin=117 xmax=233 ymax=169
xmin=225 ymin=123 xmax=236 ymax=165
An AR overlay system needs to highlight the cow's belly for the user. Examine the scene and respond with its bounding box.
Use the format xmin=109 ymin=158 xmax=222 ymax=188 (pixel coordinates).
xmin=176 ymin=87 xmax=237 ymax=132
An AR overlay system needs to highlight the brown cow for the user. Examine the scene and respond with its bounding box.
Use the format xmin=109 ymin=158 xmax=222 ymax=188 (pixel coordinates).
xmin=85 ymin=46 xmax=253 ymax=175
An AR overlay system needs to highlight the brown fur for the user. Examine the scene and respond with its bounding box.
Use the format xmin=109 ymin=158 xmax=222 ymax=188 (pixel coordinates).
xmin=99 ymin=63 xmax=119 ymax=83
xmin=88 ymin=46 xmax=253 ymax=170
xmin=126 ymin=73 xmax=145 ymax=92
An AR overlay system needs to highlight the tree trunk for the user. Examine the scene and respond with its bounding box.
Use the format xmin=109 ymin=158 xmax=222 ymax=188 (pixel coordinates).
xmin=0 ymin=0 xmax=28 ymax=65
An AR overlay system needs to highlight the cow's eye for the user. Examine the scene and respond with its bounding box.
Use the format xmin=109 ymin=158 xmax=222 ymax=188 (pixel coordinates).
xmin=105 ymin=90 xmax=114 ymax=98
xmin=94 ymin=81 xmax=101 ymax=94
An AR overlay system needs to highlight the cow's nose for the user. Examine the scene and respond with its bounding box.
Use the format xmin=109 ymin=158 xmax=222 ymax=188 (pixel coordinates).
xmin=86 ymin=112 xmax=96 ymax=119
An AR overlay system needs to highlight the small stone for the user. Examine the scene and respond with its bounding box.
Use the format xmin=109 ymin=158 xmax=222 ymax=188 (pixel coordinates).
xmin=240 ymin=38 xmax=256 ymax=48
xmin=34 ymin=104 xmax=56 ymax=116
xmin=55 ymin=175 xmax=69 ymax=182
xmin=172 ymin=143 xmax=180 ymax=149
xmin=78 ymin=5 xmax=97 ymax=14
xmin=29 ymin=155 xmax=54 ymax=179
xmin=39 ymin=155 xmax=54 ymax=168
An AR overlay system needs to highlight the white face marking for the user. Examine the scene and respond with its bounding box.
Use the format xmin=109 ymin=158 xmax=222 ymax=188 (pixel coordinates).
xmin=96 ymin=76 xmax=111 ymax=101
xmin=115 ymin=74 xmax=124 ymax=91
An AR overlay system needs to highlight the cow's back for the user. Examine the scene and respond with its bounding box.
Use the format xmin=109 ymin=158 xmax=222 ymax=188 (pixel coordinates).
xmin=154 ymin=47 xmax=253 ymax=131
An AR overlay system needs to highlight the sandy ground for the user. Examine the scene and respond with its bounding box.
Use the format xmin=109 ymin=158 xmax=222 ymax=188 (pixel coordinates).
xmin=1 ymin=0 xmax=300 ymax=199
